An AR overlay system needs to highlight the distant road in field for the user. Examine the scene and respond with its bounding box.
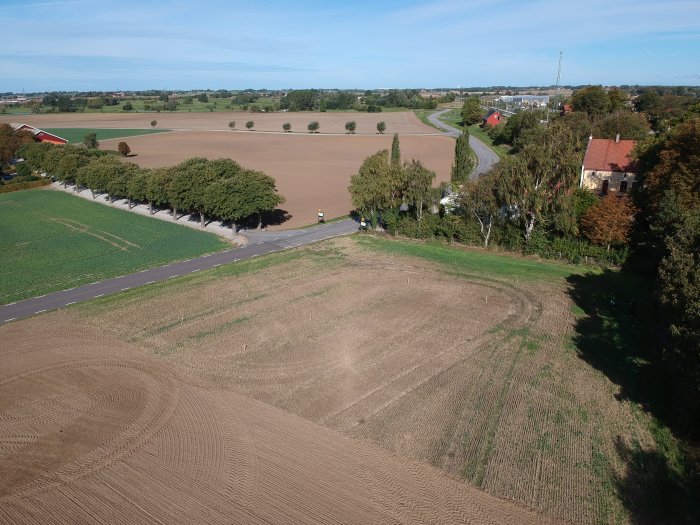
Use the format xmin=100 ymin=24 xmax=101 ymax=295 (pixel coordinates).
xmin=0 ymin=219 xmax=358 ymax=323
xmin=428 ymin=109 xmax=499 ymax=179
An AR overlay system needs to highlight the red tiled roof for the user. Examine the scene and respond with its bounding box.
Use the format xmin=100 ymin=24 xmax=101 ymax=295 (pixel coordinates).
xmin=583 ymin=138 xmax=636 ymax=172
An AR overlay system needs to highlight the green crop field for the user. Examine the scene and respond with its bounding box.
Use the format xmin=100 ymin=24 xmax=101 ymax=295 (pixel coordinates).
xmin=0 ymin=189 xmax=229 ymax=304
xmin=43 ymin=128 xmax=169 ymax=144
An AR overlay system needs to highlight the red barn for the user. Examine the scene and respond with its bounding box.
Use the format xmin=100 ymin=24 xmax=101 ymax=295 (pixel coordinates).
xmin=10 ymin=123 xmax=68 ymax=144
xmin=482 ymin=109 xmax=502 ymax=127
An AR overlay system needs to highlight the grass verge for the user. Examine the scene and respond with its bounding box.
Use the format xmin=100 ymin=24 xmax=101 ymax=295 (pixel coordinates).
xmin=354 ymin=234 xmax=591 ymax=283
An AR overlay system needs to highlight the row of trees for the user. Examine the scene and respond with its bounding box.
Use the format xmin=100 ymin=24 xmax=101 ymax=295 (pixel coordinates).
xmin=17 ymin=142 xmax=284 ymax=231
xmin=351 ymin=96 xmax=700 ymax=443
xmin=279 ymin=89 xmax=438 ymax=112
xmin=226 ymin=120 xmax=389 ymax=134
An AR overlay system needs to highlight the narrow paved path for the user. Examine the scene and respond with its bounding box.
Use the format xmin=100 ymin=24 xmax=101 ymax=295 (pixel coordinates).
xmin=0 ymin=218 xmax=358 ymax=323
xmin=428 ymin=108 xmax=499 ymax=179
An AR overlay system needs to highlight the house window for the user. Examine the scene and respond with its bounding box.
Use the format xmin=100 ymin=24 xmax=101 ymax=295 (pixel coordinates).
xmin=602 ymin=180 xmax=609 ymax=195
xmin=620 ymin=180 xmax=628 ymax=193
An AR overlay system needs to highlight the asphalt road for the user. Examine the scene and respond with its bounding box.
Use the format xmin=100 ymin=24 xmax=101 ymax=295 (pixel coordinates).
xmin=428 ymin=108 xmax=500 ymax=179
xmin=0 ymin=218 xmax=359 ymax=324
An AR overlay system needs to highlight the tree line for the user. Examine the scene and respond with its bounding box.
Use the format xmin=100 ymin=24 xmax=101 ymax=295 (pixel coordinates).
xmin=17 ymin=142 xmax=284 ymax=231
xmin=350 ymin=95 xmax=700 ymax=445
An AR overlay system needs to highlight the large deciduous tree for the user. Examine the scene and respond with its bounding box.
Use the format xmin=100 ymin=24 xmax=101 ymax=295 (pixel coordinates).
xmin=169 ymin=157 xmax=217 ymax=227
xmin=571 ymin=85 xmax=611 ymax=116
xmin=460 ymin=95 xmax=482 ymax=126
xmin=494 ymin=124 xmax=583 ymax=241
xmin=0 ymin=123 xmax=35 ymax=165
xmin=145 ymin=168 xmax=174 ymax=214
xmin=461 ymin=175 xmax=497 ymax=247
xmin=349 ymin=149 xmax=393 ymax=226
xmin=401 ymin=160 xmax=436 ymax=226
xmin=581 ymin=195 xmax=637 ymax=251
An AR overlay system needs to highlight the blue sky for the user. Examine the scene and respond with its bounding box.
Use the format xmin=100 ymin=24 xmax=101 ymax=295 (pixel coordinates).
xmin=2 ymin=0 xmax=699 ymax=91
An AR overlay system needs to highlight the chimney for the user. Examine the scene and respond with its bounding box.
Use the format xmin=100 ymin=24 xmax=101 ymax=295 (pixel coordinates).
xmin=616 ymin=133 xmax=620 ymax=143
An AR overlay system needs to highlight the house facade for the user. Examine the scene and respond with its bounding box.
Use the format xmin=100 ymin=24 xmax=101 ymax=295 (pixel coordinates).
xmin=580 ymin=135 xmax=637 ymax=194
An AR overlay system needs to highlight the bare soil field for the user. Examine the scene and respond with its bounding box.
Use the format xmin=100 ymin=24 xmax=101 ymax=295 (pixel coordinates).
xmin=1 ymin=237 xmax=657 ymax=523
xmin=0 ymin=111 xmax=436 ymax=135
xmin=100 ymin=131 xmax=454 ymax=228
xmin=0 ymin=301 xmax=550 ymax=523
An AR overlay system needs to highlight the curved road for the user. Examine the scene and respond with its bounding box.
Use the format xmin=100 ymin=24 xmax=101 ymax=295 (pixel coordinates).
xmin=0 ymin=218 xmax=358 ymax=323
xmin=428 ymin=108 xmax=499 ymax=179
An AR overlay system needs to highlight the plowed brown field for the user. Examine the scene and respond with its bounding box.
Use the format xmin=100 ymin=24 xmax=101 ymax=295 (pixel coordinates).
xmin=2 ymin=237 xmax=653 ymax=523
xmin=1 ymin=299 xmax=551 ymax=523
xmin=0 ymin=110 xmax=435 ymax=134
xmin=101 ymin=132 xmax=453 ymax=228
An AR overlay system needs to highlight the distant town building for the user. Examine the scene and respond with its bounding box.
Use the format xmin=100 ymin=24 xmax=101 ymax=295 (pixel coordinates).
xmin=580 ymin=135 xmax=637 ymax=195
xmin=495 ymin=95 xmax=549 ymax=108
xmin=10 ymin=123 xmax=68 ymax=145
xmin=482 ymin=109 xmax=503 ymax=127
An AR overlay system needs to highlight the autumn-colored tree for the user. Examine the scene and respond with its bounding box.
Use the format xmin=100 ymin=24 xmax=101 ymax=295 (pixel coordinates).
xmin=0 ymin=123 xmax=35 ymax=164
xmin=117 ymin=141 xmax=131 ymax=156
xmin=581 ymin=195 xmax=637 ymax=251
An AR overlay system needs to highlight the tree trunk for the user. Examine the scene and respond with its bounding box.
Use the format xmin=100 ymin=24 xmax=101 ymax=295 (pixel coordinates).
xmin=200 ymin=209 xmax=205 ymax=228
xmin=128 ymin=198 xmax=132 ymax=209
xmin=484 ymin=218 xmax=492 ymax=248
xmin=417 ymin=199 xmax=423 ymax=225
xmin=149 ymin=201 xmax=153 ymax=215
xmin=91 ymin=189 xmax=95 ymax=199
xmin=524 ymin=213 xmax=535 ymax=242
xmin=257 ymin=212 xmax=262 ymax=230
xmin=231 ymin=221 xmax=237 ymax=234
xmin=172 ymin=206 xmax=177 ymax=219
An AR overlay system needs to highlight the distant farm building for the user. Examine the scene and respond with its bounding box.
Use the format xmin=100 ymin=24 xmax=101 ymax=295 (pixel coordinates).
xmin=482 ymin=109 xmax=503 ymax=127
xmin=10 ymin=123 xmax=68 ymax=145
xmin=580 ymin=135 xmax=637 ymax=195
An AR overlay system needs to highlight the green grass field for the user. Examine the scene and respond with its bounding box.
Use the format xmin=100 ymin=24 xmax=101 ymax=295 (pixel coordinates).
xmin=0 ymin=189 xmax=229 ymax=303
xmin=43 ymin=128 xmax=169 ymax=144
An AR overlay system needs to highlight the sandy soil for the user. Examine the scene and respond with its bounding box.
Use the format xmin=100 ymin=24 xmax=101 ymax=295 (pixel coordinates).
xmin=0 ymin=315 xmax=550 ymax=524
xmin=100 ymin=131 xmax=455 ymax=228
xmin=0 ymin=111 xmax=437 ymax=135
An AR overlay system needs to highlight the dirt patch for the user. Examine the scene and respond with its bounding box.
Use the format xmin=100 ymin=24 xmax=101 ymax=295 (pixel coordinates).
xmin=0 ymin=110 xmax=436 ymax=135
xmin=101 ymin=131 xmax=454 ymax=228
xmin=0 ymin=313 xmax=549 ymax=523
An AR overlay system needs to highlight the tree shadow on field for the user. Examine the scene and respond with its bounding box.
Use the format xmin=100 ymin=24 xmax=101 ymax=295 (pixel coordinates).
xmin=259 ymin=208 xmax=291 ymax=228
xmin=566 ymin=270 xmax=699 ymax=523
